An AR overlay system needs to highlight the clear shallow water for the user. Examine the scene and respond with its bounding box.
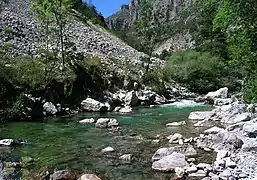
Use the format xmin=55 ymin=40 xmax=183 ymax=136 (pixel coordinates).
xmin=0 ymin=103 xmax=213 ymax=179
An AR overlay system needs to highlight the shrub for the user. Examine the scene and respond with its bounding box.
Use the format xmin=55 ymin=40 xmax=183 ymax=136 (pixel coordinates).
xmin=165 ymin=50 xmax=242 ymax=94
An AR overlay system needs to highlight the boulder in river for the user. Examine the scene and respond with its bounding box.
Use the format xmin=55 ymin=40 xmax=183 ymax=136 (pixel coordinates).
xmin=43 ymin=102 xmax=58 ymax=115
xmin=188 ymin=111 xmax=215 ymax=120
xmin=152 ymin=152 xmax=189 ymax=172
xmin=81 ymin=98 xmax=109 ymax=112
xmin=95 ymin=118 xmax=119 ymax=128
xmin=119 ymin=106 xmax=132 ymax=113
xmin=0 ymin=139 xmax=14 ymax=146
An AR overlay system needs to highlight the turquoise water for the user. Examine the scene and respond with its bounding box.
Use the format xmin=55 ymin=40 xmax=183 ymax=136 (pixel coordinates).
xmin=0 ymin=104 xmax=213 ymax=179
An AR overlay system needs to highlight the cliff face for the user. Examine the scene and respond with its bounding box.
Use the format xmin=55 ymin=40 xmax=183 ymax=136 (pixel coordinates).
xmin=106 ymin=0 xmax=185 ymax=30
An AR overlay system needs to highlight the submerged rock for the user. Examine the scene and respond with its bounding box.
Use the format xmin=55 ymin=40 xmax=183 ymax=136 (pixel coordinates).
xmin=101 ymin=146 xmax=115 ymax=153
xmin=78 ymin=174 xmax=101 ymax=180
xmin=152 ymin=152 xmax=189 ymax=172
xmin=50 ymin=170 xmax=81 ymax=180
xmin=166 ymin=121 xmax=186 ymax=127
xmin=119 ymin=154 xmax=132 ymax=161
xmin=79 ymin=118 xmax=95 ymax=124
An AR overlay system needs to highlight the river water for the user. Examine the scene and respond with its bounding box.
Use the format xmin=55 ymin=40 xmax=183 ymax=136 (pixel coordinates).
xmin=0 ymin=101 xmax=213 ymax=179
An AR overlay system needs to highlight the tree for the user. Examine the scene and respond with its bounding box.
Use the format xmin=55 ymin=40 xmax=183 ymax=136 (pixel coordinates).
xmin=135 ymin=0 xmax=161 ymax=73
xmin=31 ymin=0 xmax=71 ymax=67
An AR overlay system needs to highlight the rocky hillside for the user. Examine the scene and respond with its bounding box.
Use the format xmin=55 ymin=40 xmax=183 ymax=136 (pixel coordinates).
xmin=106 ymin=0 xmax=185 ymax=30
xmin=0 ymin=0 xmax=144 ymax=64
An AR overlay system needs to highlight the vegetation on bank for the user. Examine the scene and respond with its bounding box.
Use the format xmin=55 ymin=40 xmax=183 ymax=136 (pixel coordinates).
xmin=112 ymin=0 xmax=256 ymax=101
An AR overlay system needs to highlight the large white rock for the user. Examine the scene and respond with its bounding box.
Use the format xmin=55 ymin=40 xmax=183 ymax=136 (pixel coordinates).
xmin=81 ymin=98 xmax=108 ymax=112
xmin=222 ymin=113 xmax=251 ymax=124
xmin=124 ymin=91 xmax=138 ymax=106
xmin=189 ymin=111 xmax=215 ymax=120
xmin=43 ymin=102 xmax=57 ymax=115
xmin=205 ymin=87 xmax=228 ymax=99
xmin=0 ymin=139 xmax=14 ymax=146
xmin=152 ymin=152 xmax=189 ymax=172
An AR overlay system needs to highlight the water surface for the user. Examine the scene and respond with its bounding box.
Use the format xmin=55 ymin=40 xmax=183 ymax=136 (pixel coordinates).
xmin=0 ymin=103 xmax=213 ymax=179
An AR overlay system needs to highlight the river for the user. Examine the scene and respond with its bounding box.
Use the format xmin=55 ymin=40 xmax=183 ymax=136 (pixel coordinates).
xmin=0 ymin=101 xmax=213 ymax=179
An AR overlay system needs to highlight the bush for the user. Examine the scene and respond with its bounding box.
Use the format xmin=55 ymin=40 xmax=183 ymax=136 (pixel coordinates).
xmin=165 ymin=50 xmax=242 ymax=94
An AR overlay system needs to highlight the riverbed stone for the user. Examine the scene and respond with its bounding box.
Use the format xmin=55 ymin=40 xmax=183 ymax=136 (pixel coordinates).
xmin=189 ymin=111 xmax=215 ymax=120
xmin=188 ymin=170 xmax=206 ymax=178
xmin=101 ymin=146 xmax=115 ymax=153
xmin=175 ymin=167 xmax=185 ymax=178
xmin=119 ymin=154 xmax=132 ymax=161
xmin=0 ymin=139 xmax=15 ymax=146
xmin=43 ymin=102 xmax=57 ymax=115
xmin=222 ymin=112 xmax=251 ymax=124
xmin=81 ymin=98 xmax=108 ymax=112
xmin=204 ymin=126 xmax=225 ymax=135
xmin=166 ymin=121 xmax=186 ymax=127
xmin=95 ymin=118 xmax=118 ymax=128
xmin=185 ymin=145 xmax=197 ymax=157
xmin=124 ymin=91 xmax=138 ymax=106
xmin=242 ymin=138 xmax=257 ymax=151
xmin=78 ymin=174 xmax=101 ymax=180
xmin=243 ymin=122 xmax=257 ymax=135
xmin=79 ymin=118 xmax=95 ymax=124
xmin=168 ymin=133 xmax=183 ymax=143
xmin=205 ymin=87 xmax=228 ymax=99
xmin=214 ymin=98 xmax=232 ymax=106
xmin=186 ymin=165 xmax=197 ymax=173
xmin=152 ymin=152 xmax=189 ymax=172
xmin=119 ymin=106 xmax=132 ymax=113
xmin=50 ymin=170 xmax=81 ymax=180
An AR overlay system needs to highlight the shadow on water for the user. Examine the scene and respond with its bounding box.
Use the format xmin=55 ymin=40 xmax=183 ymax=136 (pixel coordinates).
xmin=0 ymin=103 xmax=214 ymax=179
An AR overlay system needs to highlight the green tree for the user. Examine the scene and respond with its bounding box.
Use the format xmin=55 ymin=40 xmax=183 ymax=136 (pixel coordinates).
xmin=135 ymin=0 xmax=161 ymax=73
xmin=31 ymin=0 xmax=71 ymax=67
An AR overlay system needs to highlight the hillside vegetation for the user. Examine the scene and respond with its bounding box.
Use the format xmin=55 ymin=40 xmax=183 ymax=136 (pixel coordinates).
xmin=110 ymin=0 xmax=256 ymax=101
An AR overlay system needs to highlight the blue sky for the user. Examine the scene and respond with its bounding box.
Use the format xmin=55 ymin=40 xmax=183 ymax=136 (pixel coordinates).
xmin=84 ymin=0 xmax=130 ymax=17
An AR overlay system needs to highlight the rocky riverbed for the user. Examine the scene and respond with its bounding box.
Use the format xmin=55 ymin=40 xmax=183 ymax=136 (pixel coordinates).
xmin=1 ymin=87 xmax=257 ymax=180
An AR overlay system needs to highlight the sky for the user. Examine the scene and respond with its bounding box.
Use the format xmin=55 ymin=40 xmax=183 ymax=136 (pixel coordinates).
xmin=84 ymin=0 xmax=130 ymax=17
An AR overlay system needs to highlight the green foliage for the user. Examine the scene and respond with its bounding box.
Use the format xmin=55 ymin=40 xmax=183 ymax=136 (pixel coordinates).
xmin=71 ymin=0 xmax=105 ymax=26
xmin=165 ymin=51 xmax=242 ymax=93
